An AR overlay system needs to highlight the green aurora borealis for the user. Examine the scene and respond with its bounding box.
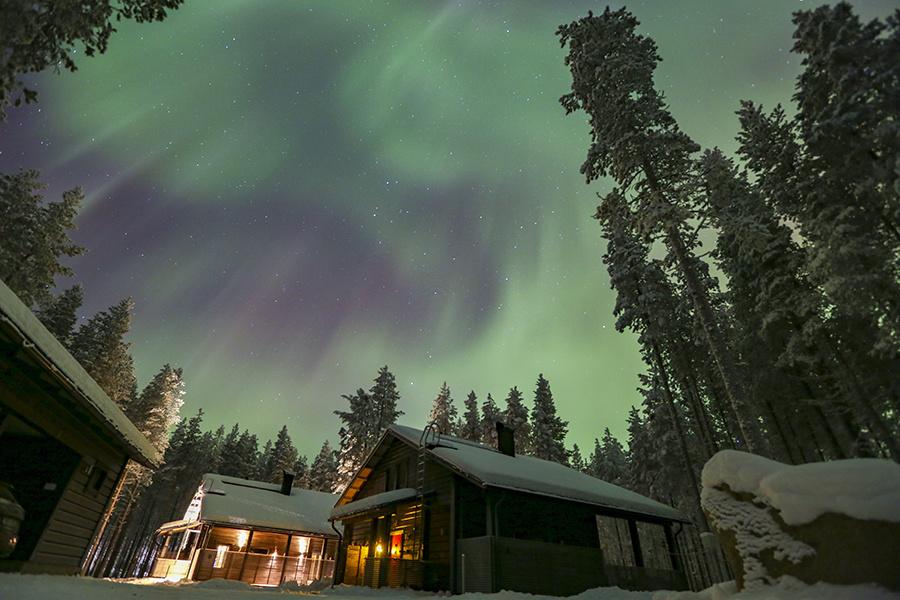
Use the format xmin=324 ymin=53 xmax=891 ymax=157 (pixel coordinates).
xmin=1 ymin=0 xmax=895 ymax=456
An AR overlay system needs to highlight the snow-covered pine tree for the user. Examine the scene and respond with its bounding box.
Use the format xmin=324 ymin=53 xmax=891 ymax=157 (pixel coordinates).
xmin=597 ymin=428 xmax=627 ymax=485
xmin=529 ymin=374 xmax=569 ymax=464
xmin=370 ymin=365 xmax=403 ymax=437
xmin=263 ymin=426 xmax=299 ymax=484
xmin=736 ymin=40 xmax=900 ymax=460
xmin=586 ymin=438 xmax=603 ymax=478
xmin=559 ymin=9 xmax=761 ymax=452
xmin=570 ymin=443 xmax=586 ymax=473
xmin=699 ymin=148 xmax=879 ymax=461
xmin=0 ymin=169 xmax=84 ymax=306
xmin=70 ymin=298 xmax=137 ymax=409
xmin=429 ymin=382 xmax=457 ymax=435
xmin=459 ymin=390 xmax=481 ymax=442
xmin=233 ymin=429 xmax=260 ymax=479
xmin=293 ymin=455 xmax=309 ymax=488
xmin=334 ymin=388 xmax=374 ymax=490
xmin=788 ymin=4 xmax=900 ymax=357
xmin=35 ymin=284 xmax=83 ymax=347
xmin=502 ymin=386 xmax=531 ymax=454
xmin=125 ymin=364 xmax=185 ymax=455
xmin=256 ymin=439 xmax=273 ymax=481
xmin=308 ymin=440 xmax=338 ymax=492
xmin=480 ymin=393 xmax=500 ymax=448
xmin=216 ymin=424 xmax=241 ymax=476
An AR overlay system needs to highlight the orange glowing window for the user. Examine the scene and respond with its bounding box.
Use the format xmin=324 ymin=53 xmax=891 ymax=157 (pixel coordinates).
xmin=389 ymin=532 xmax=403 ymax=557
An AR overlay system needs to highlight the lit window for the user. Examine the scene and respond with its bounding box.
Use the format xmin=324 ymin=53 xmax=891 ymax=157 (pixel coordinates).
xmin=213 ymin=545 xmax=228 ymax=568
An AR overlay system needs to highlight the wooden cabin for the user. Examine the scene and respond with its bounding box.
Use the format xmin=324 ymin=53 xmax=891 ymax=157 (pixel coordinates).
xmin=0 ymin=280 xmax=160 ymax=574
xmin=151 ymin=473 xmax=340 ymax=586
xmin=330 ymin=424 xmax=691 ymax=595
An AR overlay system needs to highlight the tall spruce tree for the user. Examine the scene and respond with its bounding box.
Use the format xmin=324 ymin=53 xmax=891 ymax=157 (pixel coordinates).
xmin=789 ymin=4 xmax=900 ymax=356
xmin=597 ymin=428 xmax=627 ymax=485
xmin=308 ymin=440 xmax=338 ymax=492
xmin=125 ymin=364 xmax=184 ymax=454
xmin=370 ymin=365 xmax=403 ymax=437
xmin=429 ymin=382 xmax=457 ymax=435
xmin=233 ymin=430 xmax=260 ymax=479
xmin=334 ymin=388 xmax=374 ymax=490
xmin=263 ymin=426 xmax=299 ymax=484
xmin=529 ymin=374 xmax=569 ymax=464
xmin=217 ymin=424 xmax=243 ymax=477
xmin=71 ymin=298 xmax=137 ymax=409
xmin=459 ymin=390 xmax=481 ymax=442
xmin=480 ymin=393 xmax=501 ymax=448
xmin=502 ymin=386 xmax=531 ymax=453
xmin=293 ymin=455 xmax=309 ymax=488
xmin=0 ymin=170 xmax=85 ymax=306
xmin=36 ymin=284 xmax=83 ymax=346
xmin=570 ymin=443 xmax=586 ymax=473
xmin=558 ymin=8 xmax=762 ymax=451
xmin=256 ymin=439 xmax=273 ymax=481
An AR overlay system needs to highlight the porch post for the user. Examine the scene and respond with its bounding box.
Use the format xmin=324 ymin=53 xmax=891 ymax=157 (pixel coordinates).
xmin=186 ymin=524 xmax=210 ymax=580
xmin=236 ymin=529 xmax=254 ymax=582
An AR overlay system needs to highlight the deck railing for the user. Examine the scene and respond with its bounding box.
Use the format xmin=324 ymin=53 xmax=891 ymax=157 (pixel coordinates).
xmin=190 ymin=548 xmax=334 ymax=586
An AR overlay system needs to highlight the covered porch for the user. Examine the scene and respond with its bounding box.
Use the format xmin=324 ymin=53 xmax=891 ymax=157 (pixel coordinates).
xmin=151 ymin=521 xmax=337 ymax=586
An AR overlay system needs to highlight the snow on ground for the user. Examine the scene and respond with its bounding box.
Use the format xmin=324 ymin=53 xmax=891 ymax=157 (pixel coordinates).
xmin=0 ymin=574 xmax=895 ymax=600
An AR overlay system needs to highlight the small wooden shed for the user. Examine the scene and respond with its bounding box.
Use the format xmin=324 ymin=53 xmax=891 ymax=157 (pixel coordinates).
xmin=330 ymin=424 xmax=691 ymax=595
xmin=0 ymin=280 xmax=159 ymax=574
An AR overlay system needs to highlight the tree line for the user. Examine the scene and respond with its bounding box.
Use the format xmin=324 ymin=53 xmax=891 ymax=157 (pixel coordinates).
xmin=555 ymin=3 xmax=899 ymax=526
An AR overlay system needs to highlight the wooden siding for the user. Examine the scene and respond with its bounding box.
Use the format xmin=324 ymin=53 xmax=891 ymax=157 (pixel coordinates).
xmin=335 ymin=436 xmax=456 ymax=591
xmin=27 ymin=456 xmax=122 ymax=572
xmin=0 ymin=335 xmax=133 ymax=574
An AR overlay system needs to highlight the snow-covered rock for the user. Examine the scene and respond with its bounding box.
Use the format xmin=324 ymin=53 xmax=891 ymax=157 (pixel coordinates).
xmin=700 ymin=450 xmax=900 ymax=592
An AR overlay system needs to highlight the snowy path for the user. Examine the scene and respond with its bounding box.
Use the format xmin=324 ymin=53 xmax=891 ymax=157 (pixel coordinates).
xmin=0 ymin=574 xmax=895 ymax=600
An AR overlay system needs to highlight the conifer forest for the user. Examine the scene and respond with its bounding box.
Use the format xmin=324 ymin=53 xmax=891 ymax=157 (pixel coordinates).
xmin=0 ymin=1 xmax=897 ymax=598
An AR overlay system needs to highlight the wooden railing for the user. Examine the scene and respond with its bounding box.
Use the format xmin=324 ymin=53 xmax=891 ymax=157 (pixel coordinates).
xmin=191 ymin=549 xmax=334 ymax=586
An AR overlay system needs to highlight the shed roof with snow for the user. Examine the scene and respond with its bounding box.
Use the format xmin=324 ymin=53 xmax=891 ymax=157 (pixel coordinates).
xmin=333 ymin=424 xmax=687 ymax=523
xmin=0 ymin=280 xmax=159 ymax=467
xmin=160 ymin=473 xmax=340 ymax=536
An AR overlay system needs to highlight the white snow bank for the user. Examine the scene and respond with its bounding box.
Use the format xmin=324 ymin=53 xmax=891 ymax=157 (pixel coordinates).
xmin=0 ymin=573 xmax=895 ymax=600
xmin=701 ymin=450 xmax=900 ymax=526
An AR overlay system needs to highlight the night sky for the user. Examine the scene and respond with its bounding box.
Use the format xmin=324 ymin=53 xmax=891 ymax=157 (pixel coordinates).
xmin=1 ymin=1 xmax=893 ymax=456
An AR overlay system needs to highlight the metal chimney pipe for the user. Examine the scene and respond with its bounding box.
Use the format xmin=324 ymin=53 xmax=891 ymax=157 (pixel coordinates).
xmin=496 ymin=422 xmax=515 ymax=457
xmin=280 ymin=470 xmax=295 ymax=495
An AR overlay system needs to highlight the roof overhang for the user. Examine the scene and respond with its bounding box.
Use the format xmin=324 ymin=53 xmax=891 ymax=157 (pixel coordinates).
xmin=330 ymin=487 xmax=418 ymax=521
xmin=0 ymin=281 xmax=160 ymax=467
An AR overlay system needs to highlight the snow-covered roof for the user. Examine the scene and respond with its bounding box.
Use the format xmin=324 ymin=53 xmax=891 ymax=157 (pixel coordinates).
xmin=702 ymin=450 xmax=900 ymax=526
xmin=330 ymin=488 xmax=417 ymax=520
xmin=0 ymin=280 xmax=159 ymax=467
xmin=387 ymin=424 xmax=687 ymax=522
xmin=190 ymin=473 xmax=341 ymax=536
